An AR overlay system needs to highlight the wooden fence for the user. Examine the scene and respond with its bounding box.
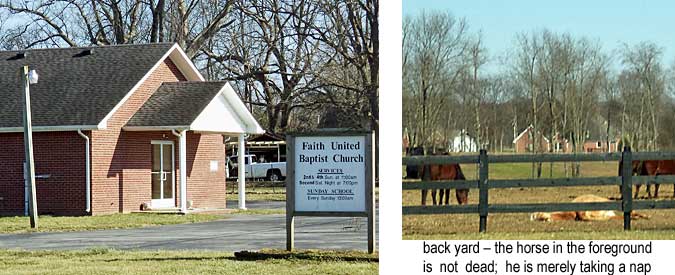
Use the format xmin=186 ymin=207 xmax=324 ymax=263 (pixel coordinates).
xmin=401 ymin=147 xmax=675 ymax=232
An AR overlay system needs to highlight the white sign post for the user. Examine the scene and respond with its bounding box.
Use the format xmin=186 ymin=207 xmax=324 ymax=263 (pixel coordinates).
xmin=286 ymin=131 xmax=375 ymax=253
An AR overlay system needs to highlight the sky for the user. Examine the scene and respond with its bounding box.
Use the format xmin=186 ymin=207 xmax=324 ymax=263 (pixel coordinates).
xmin=403 ymin=0 xmax=675 ymax=74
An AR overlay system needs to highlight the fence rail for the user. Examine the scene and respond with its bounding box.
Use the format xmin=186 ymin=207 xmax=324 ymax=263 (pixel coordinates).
xmin=402 ymin=148 xmax=675 ymax=232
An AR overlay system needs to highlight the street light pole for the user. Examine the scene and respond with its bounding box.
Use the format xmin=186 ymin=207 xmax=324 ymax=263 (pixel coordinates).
xmin=22 ymin=65 xmax=38 ymax=229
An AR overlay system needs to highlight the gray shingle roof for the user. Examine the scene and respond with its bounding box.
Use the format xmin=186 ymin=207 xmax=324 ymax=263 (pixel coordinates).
xmin=0 ymin=43 xmax=174 ymax=128
xmin=125 ymin=81 xmax=226 ymax=127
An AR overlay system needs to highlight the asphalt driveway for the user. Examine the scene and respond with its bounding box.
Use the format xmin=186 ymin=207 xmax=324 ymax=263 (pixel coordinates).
xmin=0 ymin=203 xmax=377 ymax=251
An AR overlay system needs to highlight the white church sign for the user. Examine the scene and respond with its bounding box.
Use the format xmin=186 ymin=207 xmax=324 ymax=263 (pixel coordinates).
xmin=286 ymin=131 xmax=375 ymax=253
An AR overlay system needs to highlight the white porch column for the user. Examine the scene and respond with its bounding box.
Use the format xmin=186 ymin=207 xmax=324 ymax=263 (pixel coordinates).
xmin=238 ymin=133 xmax=246 ymax=209
xmin=179 ymin=130 xmax=188 ymax=213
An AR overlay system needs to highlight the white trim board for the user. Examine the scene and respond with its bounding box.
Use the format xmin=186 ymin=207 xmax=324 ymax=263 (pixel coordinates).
xmin=189 ymin=82 xmax=264 ymax=135
xmin=0 ymin=125 xmax=99 ymax=133
xmin=97 ymin=44 xmax=205 ymax=129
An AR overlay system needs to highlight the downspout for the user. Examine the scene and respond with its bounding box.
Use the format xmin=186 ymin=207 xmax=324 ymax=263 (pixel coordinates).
xmin=172 ymin=129 xmax=188 ymax=213
xmin=77 ymin=130 xmax=91 ymax=213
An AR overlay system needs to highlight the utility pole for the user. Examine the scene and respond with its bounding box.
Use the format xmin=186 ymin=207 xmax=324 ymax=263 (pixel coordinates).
xmin=22 ymin=65 xmax=39 ymax=228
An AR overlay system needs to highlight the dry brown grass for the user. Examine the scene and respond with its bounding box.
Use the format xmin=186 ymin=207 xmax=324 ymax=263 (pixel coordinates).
xmin=402 ymin=161 xmax=675 ymax=239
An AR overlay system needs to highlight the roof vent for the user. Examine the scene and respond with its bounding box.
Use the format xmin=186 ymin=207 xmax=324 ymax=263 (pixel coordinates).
xmin=74 ymin=49 xmax=94 ymax=57
xmin=7 ymin=52 xmax=26 ymax=60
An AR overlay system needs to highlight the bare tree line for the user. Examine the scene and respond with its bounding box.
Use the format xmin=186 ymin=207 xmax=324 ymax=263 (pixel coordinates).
xmin=403 ymin=11 xmax=675 ymax=160
xmin=0 ymin=0 xmax=377 ymax=135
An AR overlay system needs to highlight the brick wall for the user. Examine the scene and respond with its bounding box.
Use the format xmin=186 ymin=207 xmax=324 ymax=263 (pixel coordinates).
xmin=0 ymin=131 xmax=87 ymax=216
xmin=185 ymin=132 xmax=226 ymax=209
xmin=91 ymin=58 xmax=185 ymax=214
xmin=514 ymin=128 xmax=549 ymax=153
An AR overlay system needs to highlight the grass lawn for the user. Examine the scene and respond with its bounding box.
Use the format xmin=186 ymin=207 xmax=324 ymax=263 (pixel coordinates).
xmin=0 ymin=249 xmax=377 ymax=275
xmin=227 ymin=209 xmax=286 ymax=215
xmin=403 ymin=161 xmax=675 ymax=239
xmin=0 ymin=213 xmax=223 ymax=234
xmin=228 ymin=186 xmax=286 ymax=201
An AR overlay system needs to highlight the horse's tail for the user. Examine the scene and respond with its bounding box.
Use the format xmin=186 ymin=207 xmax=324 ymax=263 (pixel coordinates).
xmin=455 ymin=164 xmax=466 ymax=180
xmin=618 ymin=160 xmax=623 ymax=176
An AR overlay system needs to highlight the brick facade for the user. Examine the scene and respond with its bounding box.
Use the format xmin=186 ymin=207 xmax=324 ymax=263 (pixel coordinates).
xmin=513 ymin=127 xmax=549 ymax=153
xmin=0 ymin=131 xmax=87 ymax=216
xmin=1 ymin=57 xmax=227 ymax=216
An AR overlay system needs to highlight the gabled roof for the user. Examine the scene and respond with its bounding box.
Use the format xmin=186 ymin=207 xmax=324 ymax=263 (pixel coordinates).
xmin=513 ymin=125 xmax=550 ymax=144
xmin=124 ymin=81 xmax=264 ymax=135
xmin=126 ymin=82 xmax=225 ymax=127
xmin=0 ymin=43 xmax=201 ymax=132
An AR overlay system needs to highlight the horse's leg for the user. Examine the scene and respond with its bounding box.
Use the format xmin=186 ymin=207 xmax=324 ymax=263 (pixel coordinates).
xmin=444 ymin=189 xmax=450 ymax=205
xmin=647 ymin=183 xmax=652 ymax=199
xmin=421 ymin=190 xmax=427 ymax=206
xmin=634 ymin=184 xmax=640 ymax=199
xmin=654 ymin=183 xmax=660 ymax=198
xmin=437 ymin=189 xmax=444 ymax=205
xmin=431 ymin=189 xmax=437 ymax=205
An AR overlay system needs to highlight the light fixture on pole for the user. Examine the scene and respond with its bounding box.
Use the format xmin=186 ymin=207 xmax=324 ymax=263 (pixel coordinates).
xmin=22 ymin=65 xmax=39 ymax=229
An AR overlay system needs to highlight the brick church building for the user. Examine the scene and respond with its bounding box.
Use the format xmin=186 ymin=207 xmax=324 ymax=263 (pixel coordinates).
xmin=0 ymin=43 xmax=263 ymax=216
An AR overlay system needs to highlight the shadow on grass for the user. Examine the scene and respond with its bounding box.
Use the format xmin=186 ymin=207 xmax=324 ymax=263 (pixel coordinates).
xmin=101 ymin=250 xmax=379 ymax=263
xmin=103 ymin=255 xmax=238 ymax=262
xmin=232 ymin=250 xmax=379 ymax=262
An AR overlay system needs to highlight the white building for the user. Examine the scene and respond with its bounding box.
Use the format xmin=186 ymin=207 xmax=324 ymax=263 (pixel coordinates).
xmin=450 ymin=130 xmax=477 ymax=152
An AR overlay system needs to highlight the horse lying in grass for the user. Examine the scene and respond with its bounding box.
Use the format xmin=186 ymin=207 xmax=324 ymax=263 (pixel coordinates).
xmin=619 ymin=160 xmax=675 ymax=199
xmin=419 ymin=155 xmax=468 ymax=206
xmin=530 ymin=194 xmax=649 ymax=222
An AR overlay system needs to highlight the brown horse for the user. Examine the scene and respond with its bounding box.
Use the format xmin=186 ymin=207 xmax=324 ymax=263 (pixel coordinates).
xmin=420 ymin=159 xmax=468 ymax=206
xmin=643 ymin=160 xmax=675 ymax=198
xmin=619 ymin=160 xmax=675 ymax=199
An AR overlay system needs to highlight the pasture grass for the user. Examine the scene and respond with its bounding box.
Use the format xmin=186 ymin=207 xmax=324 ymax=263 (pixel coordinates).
xmin=403 ymin=161 xmax=675 ymax=239
xmin=0 ymin=248 xmax=378 ymax=275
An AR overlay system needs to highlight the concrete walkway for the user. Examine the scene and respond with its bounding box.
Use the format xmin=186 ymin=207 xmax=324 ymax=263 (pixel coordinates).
xmin=0 ymin=205 xmax=377 ymax=251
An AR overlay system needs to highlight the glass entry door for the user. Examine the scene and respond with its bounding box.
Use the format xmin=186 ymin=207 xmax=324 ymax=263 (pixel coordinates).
xmin=151 ymin=141 xmax=174 ymax=208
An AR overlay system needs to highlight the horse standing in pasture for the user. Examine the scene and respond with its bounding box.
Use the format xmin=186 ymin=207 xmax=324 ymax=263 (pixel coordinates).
xmin=405 ymin=147 xmax=469 ymax=206
xmin=419 ymin=153 xmax=469 ymax=206
xmin=619 ymin=160 xmax=675 ymax=199
xmin=642 ymin=160 xmax=675 ymax=198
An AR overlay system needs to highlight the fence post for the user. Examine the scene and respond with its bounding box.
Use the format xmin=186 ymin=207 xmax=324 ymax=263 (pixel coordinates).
xmin=621 ymin=146 xmax=633 ymax=231
xmin=421 ymin=164 xmax=431 ymax=206
xmin=479 ymin=149 xmax=489 ymax=233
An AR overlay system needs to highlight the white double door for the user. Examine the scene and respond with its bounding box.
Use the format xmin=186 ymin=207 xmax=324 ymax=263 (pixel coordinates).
xmin=151 ymin=141 xmax=175 ymax=208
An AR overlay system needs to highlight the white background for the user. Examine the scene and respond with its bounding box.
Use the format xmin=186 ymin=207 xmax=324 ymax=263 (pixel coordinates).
xmin=379 ymin=2 xmax=674 ymax=275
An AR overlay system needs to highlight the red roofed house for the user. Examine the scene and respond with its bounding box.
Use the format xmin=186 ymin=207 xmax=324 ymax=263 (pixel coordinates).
xmin=0 ymin=43 xmax=264 ymax=216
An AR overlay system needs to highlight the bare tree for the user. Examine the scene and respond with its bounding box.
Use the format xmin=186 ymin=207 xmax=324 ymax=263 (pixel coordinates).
xmin=403 ymin=11 xmax=470 ymax=150
xmin=620 ymin=42 xmax=665 ymax=151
